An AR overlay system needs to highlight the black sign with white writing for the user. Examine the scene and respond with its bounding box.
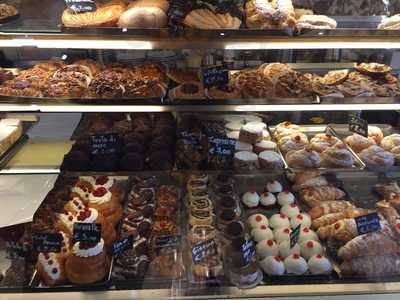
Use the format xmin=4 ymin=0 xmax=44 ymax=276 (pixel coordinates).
xmin=91 ymin=133 xmax=120 ymax=155
xmin=192 ymin=239 xmax=217 ymax=264
xmin=241 ymin=239 xmax=256 ymax=265
xmin=355 ymin=212 xmax=381 ymax=235
xmin=112 ymin=235 xmax=134 ymax=255
xmin=349 ymin=116 xmax=368 ymax=137
xmin=65 ymin=0 xmax=97 ymax=13
xmin=155 ymin=235 xmax=179 ymax=248
xmin=6 ymin=242 xmax=26 ymax=260
xmin=209 ymin=136 xmax=236 ymax=157
xmin=73 ymin=222 xmax=101 ymax=244
xmin=33 ymin=233 xmax=63 ymax=253
xmin=181 ymin=131 xmax=202 ymax=150
xmin=290 ymin=225 xmax=301 ymax=249
xmin=202 ymin=66 xmax=229 ymax=88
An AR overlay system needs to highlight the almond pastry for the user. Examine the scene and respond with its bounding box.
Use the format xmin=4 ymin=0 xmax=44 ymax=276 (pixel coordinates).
xmin=286 ymin=147 xmax=321 ymax=169
xmin=340 ymin=254 xmax=400 ymax=276
xmin=309 ymin=201 xmax=355 ymax=220
xmin=299 ymin=185 xmax=346 ymax=208
xmin=297 ymin=15 xmax=337 ymax=30
xmin=320 ymin=145 xmax=354 ymax=168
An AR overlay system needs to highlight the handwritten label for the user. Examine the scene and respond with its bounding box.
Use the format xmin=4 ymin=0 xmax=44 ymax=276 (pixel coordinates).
xmin=91 ymin=133 xmax=120 ymax=155
xmin=290 ymin=225 xmax=301 ymax=249
xmin=209 ymin=136 xmax=236 ymax=156
xmin=6 ymin=242 xmax=26 ymax=260
xmin=155 ymin=235 xmax=179 ymax=248
xmin=112 ymin=235 xmax=134 ymax=255
xmin=73 ymin=223 xmax=101 ymax=244
xmin=241 ymin=240 xmax=256 ymax=265
xmin=33 ymin=233 xmax=63 ymax=253
xmin=181 ymin=131 xmax=202 ymax=150
xmin=192 ymin=239 xmax=217 ymax=264
xmin=355 ymin=212 xmax=381 ymax=235
xmin=202 ymin=66 xmax=229 ymax=88
xmin=65 ymin=0 xmax=96 ymax=13
xmin=349 ymin=116 xmax=368 ymax=137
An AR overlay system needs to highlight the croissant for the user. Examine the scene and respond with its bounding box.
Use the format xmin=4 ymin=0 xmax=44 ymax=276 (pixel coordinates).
xmin=377 ymin=200 xmax=400 ymax=236
xmin=309 ymin=201 xmax=354 ymax=219
xmin=340 ymin=254 xmax=400 ymax=276
xmin=312 ymin=208 xmax=374 ymax=229
xmin=338 ymin=232 xmax=399 ymax=261
xmin=317 ymin=218 xmax=358 ymax=242
xmin=299 ymin=185 xmax=346 ymax=208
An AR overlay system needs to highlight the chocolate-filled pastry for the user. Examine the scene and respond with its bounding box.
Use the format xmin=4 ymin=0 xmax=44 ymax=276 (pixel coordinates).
xmin=219 ymin=196 xmax=237 ymax=210
xmin=225 ymin=221 xmax=245 ymax=239
xmin=87 ymin=69 xmax=127 ymax=98
xmin=112 ymin=119 xmax=133 ymax=134
xmin=124 ymin=131 xmax=148 ymax=145
xmin=112 ymin=253 xmax=150 ymax=280
xmin=119 ymin=152 xmax=145 ymax=171
xmin=90 ymin=153 xmax=118 ymax=171
xmin=219 ymin=210 xmax=237 ymax=225
xmin=148 ymin=136 xmax=174 ymax=153
xmin=148 ymin=151 xmax=173 ymax=170
xmin=152 ymin=125 xmax=175 ymax=138
xmin=60 ymin=151 xmax=90 ymax=171
xmin=123 ymin=142 xmax=145 ymax=154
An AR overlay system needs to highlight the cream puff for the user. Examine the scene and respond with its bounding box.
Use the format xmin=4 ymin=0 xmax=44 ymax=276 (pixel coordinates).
xmin=269 ymin=214 xmax=290 ymax=229
xmin=247 ymin=214 xmax=269 ymax=229
xmin=274 ymin=227 xmax=291 ymax=244
xmin=278 ymin=241 xmax=301 ymax=259
xmin=266 ymin=180 xmax=283 ymax=193
xmin=290 ymin=213 xmax=312 ymax=229
xmin=308 ymin=254 xmax=332 ymax=275
xmin=256 ymin=239 xmax=279 ymax=259
xmin=260 ymin=191 xmax=277 ymax=207
xmin=281 ymin=203 xmax=300 ymax=218
xmin=300 ymin=240 xmax=323 ymax=260
xmin=260 ymin=256 xmax=285 ymax=276
xmin=277 ymin=190 xmax=295 ymax=206
xmin=284 ymin=254 xmax=308 ymax=275
xmin=251 ymin=225 xmax=274 ymax=242
xmin=241 ymin=190 xmax=260 ymax=208
xmin=298 ymin=227 xmax=319 ymax=243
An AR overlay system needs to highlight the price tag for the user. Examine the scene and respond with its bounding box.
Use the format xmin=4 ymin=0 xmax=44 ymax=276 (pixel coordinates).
xmin=112 ymin=235 xmax=134 ymax=255
xmin=290 ymin=225 xmax=301 ymax=249
xmin=355 ymin=212 xmax=381 ymax=235
xmin=73 ymin=223 xmax=101 ymax=244
xmin=192 ymin=239 xmax=217 ymax=264
xmin=65 ymin=0 xmax=97 ymax=13
xmin=90 ymin=133 xmax=120 ymax=155
xmin=209 ymin=136 xmax=236 ymax=157
xmin=155 ymin=235 xmax=179 ymax=248
xmin=241 ymin=240 xmax=256 ymax=265
xmin=33 ymin=233 xmax=63 ymax=253
xmin=202 ymin=66 xmax=229 ymax=89
xmin=349 ymin=116 xmax=368 ymax=137
xmin=6 ymin=242 xmax=26 ymax=260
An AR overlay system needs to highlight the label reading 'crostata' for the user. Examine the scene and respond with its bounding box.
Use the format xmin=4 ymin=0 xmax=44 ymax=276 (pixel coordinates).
xmin=65 ymin=0 xmax=97 ymax=13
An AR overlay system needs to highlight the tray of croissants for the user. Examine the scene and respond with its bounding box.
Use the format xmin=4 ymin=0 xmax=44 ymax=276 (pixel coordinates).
xmin=29 ymin=175 xmax=130 ymax=288
xmin=290 ymin=170 xmax=400 ymax=279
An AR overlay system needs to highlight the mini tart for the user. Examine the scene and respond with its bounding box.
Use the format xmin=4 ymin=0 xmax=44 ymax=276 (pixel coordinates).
xmin=259 ymin=256 xmax=285 ymax=276
xmin=273 ymin=227 xmax=292 ymax=244
xmin=260 ymin=192 xmax=276 ymax=207
xmin=290 ymin=213 xmax=311 ymax=229
xmin=241 ymin=190 xmax=260 ymax=208
xmin=281 ymin=203 xmax=300 ymax=218
xmin=269 ymin=214 xmax=290 ymax=229
xmin=256 ymin=239 xmax=279 ymax=259
xmin=284 ymin=254 xmax=308 ymax=275
xmin=308 ymin=254 xmax=332 ymax=275
xmin=251 ymin=224 xmax=274 ymax=242
xmin=278 ymin=240 xmax=301 ymax=259
xmin=169 ymin=81 xmax=205 ymax=99
xmin=300 ymin=240 xmax=323 ymax=260
xmin=277 ymin=190 xmax=295 ymax=206
xmin=266 ymin=180 xmax=283 ymax=193
xmin=65 ymin=239 xmax=109 ymax=285
xmin=247 ymin=214 xmax=269 ymax=229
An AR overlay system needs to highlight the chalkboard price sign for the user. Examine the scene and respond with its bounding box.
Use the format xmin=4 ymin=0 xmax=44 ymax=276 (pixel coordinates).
xmin=202 ymin=66 xmax=229 ymax=88
xmin=65 ymin=0 xmax=97 ymax=13
xmin=192 ymin=239 xmax=217 ymax=264
xmin=112 ymin=235 xmax=134 ymax=255
xmin=73 ymin=223 xmax=102 ymax=244
xmin=91 ymin=133 xmax=120 ymax=155
xmin=349 ymin=116 xmax=368 ymax=137
xmin=241 ymin=239 xmax=256 ymax=265
xmin=209 ymin=136 xmax=236 ymax=157
xmin=33 ymin=233 xmax=63 ymax=253
xmin=355 ymin=212 xmax=381 ymax=235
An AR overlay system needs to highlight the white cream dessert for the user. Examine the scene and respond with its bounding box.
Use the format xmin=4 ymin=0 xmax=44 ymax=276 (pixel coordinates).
xmin=290 ymin=213 xmax=312 ymax=229
xmin=269 ymin=213 xmax=290 ymax=229
xmin=262 ymin=130 xmax=271 ymax=141
xmin=260 ymin=191 xmax=276 ymax=207
xmin=266 ymin=180 xmax=283 ymax=193
xmin=254 ymin=140 xmax=277 ymax=153
xmin=259 ymin=150 xmax=283 ymax=169
xmin=251 ymin=225 xmax=274 ymax=242
xmin=246 ymin=121 xmax=267 ymax=130
xmin=298 ymin=227 xmax=319 ymax=243
xmin=241 ymin=190 xmax=260 ymax=208
xmin=236 ymin=141 xmax=253 ymax=152
xmin=277 ymin=190 xmax=295 ymax=206
xmin=256 ymin=239 xmax=279 ymax=258
xmin=281 ymin=203 xmax=300 ymax=218
xmin=284 ymin=254 xmax=308 ymax=275
xmin=274 ymin=227 xmax=292 ymax=243
xmin=260 ymin=256 xmax=285 ymax=276
xmin=278 ymin=241 xmax=301 ymax=259
xmin=244 ymin=115 xmax=263 ymax=123
xmin=227 ymin=131 xmax=240 ymax=140
xmin=300 ymin=240 xmax=323 ymax=260
xmin=308 ymin=254 xmax=332 ymax=275
xmin=247 ymin=214 xmax=269 ymax=229
xmin=225 ymin=121 xmax=243 ymax=131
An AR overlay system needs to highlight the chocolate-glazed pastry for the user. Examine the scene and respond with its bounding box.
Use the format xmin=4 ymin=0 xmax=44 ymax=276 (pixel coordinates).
xmin=60 ymin=151 xmax=90 ymax=171
xmin=152 ymin=125 xmax=175 ymax=138
xmin=112 ymin=120 xmax=132 ymax=134
xmin=225 ymin=221 xmax=245 ymax=240
xmin=157 ymin=185 xmax=180 ymax=209
xmin=148 ymin=136 xmax=174 ymax=153
xmin=91 ymin=153 xmax=118 ymax=171
xmin=123 ymin=142 xmax=145 ymax=154
xmin=112 ymin=253 xmax=150 ymax=280
xmin=148 ymin=151 xmax=173 ymax=170
xmin=219 ymin=210 xmax=237 ymax=225
xmin=124 ymin=131 xmax=148 ymax=145
xmin=119 ymin=152 xmax=145 ymax=171
xmin=219 ymin=196 xmax=237 ymax=210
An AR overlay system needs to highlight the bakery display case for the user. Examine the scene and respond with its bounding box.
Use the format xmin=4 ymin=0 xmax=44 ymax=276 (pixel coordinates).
xmin=2 ymin=0 xmax=400 ymax=299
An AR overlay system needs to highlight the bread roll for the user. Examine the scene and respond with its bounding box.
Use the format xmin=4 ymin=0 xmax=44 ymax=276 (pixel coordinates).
xmin=127 ymin=0 xmax=169 ymax=13
xmin=118 ymin=6 xmax=167 ymax=28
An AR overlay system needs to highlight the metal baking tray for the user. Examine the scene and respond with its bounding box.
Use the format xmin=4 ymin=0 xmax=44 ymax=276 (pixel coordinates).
xmin=270 ymin=124 xmax=366 ymax=173
xmin=112 ymin=174 xmax=185 ymax=290
xmin=29 ymin=176 xmax=130 ymax=291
